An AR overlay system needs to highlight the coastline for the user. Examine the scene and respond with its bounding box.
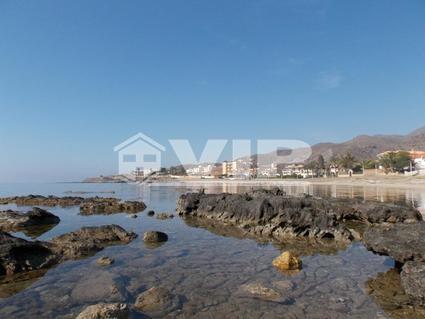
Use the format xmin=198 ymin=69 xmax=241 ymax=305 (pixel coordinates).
xmin=145 ymin=175 xmax=425 ymax=189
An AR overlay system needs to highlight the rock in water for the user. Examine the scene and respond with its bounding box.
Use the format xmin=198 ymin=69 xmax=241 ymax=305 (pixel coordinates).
xmin=76 ymin=303 xmax=129 ymax=319
xmin=134 ymin=287 xmax=182 ymax=315
xmin=401 ymin=261 xmax=425 ymax=306
xmin=147 ymin=210 xmax=155 ymax=216
xmin=272 ymin=251 xmax=302 ymax=271
xmin=177 ymin=189 xmax=422 ymax=242
xmin=238 ymin=283 xmax=282 ymax=301
xmin=156 ymin=213 xmax=174 ymax=220
xmin=143 ymin=231 xmax=168 ymax=243
xmin=96 ymin=256 xmax=114 ymax=266
xmin=0 ymin=207 xmax=60 ymax=232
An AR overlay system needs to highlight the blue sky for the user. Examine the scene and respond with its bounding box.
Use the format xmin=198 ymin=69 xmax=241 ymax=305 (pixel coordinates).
xmin=0 ymin=0 xmax=424 ymax=182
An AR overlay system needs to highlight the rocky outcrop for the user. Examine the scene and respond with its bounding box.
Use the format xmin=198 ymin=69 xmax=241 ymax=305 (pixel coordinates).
xmin=76 ymin=303 xmax=129 ymax=319
xmin=80 ymin=199 xmax=146 ymax=215
xmin=51 ymin=225 xmax=137 ymax=260
xmin=0 ymin=195 xmax=146 ymax=215
xmin=0 ymin=207 xmax=60 ymax=232
xmin=177 ymin=188 xmax=421 ymax=242
xmin=0 ymin=225 xmax=136 ymax=276
xmin=0 ymin=231 xmax=57 ymax=276
xmin=364 ymin=223 xmax=425 ymax=307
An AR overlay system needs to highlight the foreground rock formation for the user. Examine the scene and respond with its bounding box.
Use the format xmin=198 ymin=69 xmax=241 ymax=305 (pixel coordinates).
xmin=76 ymin=303 xmax=129 ymax=319
xmin=364 ymin=223 xmax=425 ymax=307
xmin=0 ymin=225 xmax=137 ymax=276
xmin=0 ymin=195 xmax=146 ymax=215
xmin=0 ymin=207 xmax=60 ymax=232
xmin=177 ymin=188 xmax=422 ymax=242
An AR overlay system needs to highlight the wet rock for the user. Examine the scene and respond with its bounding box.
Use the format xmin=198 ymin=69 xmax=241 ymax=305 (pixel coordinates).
xmin=363 ymin=222 xmax=425 ymax=264
xmin=272 ymin=251 xmax=302 ymax=271
xmin=156 ymin=213 xmax=174 ymax=220
xmin=0 ymin=231 xmax=57 ymax=276
xmin=76 ymin=303 xmax=129 ymax=319
xmin=143 ymin=231 xmax=168 ymax=243
xmin=129 ymin=214 xmax=138 ymax=219
xmin=147 ymin=210 xmax=155 ymax=216
xmin=0 ymin=195 xmax=146 ymax=216
xmin=0 ymin=225 xmax=136 ymax=276
xmin=134 ymin=287 xmax=182 ymax=315
xmin=0 ymin=207 xmax=60 ymax=232
xmin=97 ymin=256 xmax=114 ymax=266
xmin=238 ymin=283 xmax=282 ymax=301
xmin=51 ymin=225 xmax=137 ymax=259
xmin=80 ymin=198 xmax=146 ymax=215
xmin=401 ymin=261 xmax=425 ymax=306
xmin=177 ymin=188 xmax=421 ymax=242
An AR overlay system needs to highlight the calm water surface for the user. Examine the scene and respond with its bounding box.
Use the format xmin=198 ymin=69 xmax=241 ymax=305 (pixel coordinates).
xmin=0 ymin=182 xmax=424 ymax=318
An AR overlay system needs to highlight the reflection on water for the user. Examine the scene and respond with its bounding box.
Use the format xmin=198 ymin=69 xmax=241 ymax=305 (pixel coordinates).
xmin=0 ymin=182 xmax=424 ymax=318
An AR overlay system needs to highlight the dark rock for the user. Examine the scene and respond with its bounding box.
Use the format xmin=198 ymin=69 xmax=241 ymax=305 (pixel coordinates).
xmin=0 ymin=195 xmax=146 ymax=215
xmin=401 ymin=261 xmax=425 ymax=306
xmin=51 ymin=225 xmax=137 ymax=260
xmin=147 ymin=210 xmax=155 ymax=216
xmin=363 ymin=223 xmax=425 ymax=264
xmin=143 ymin=231 xmax=168 ymax=243
xmin=76 ymin=303 xmax=129 ymax=319
xmin=156 ymin=213 xmax=174 ymax=220
xmin=0 ymin=225 xmax=136 ymax=276
xmin=0 ymin=231 xmax=57 ymax=276
xmin=177 ymin=189 xmax=421 ymax=241
xmin=0 ymin=207 xmax=60 ymax=232
xmin=80 ymin=198 xmax=146 ymax=215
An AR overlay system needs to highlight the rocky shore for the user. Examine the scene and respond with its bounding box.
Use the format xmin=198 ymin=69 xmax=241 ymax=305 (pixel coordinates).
xmin=0 ymin=195 xmax=146 ymax=215
xmin=177 ymin=188 xmax=422 ymax=242
xmin=178 ymin=188 xmax=425 ymax=310
xmin=0 ymin=207 xmax=60 ymax=233
xmin=0 ymin=225 xmax=137 ymax=276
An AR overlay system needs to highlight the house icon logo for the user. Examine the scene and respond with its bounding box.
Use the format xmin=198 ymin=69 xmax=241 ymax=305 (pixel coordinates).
xmin=114 ymin=132 xmax=165 ymax=178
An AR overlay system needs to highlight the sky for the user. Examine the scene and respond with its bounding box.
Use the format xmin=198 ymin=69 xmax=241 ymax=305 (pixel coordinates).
xmin=0 ymin=0 xmax=425 ymax=182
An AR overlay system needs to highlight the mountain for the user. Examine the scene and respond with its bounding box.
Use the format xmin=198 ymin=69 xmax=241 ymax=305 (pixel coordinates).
xmin=245 ymin=126 xmax=425 ymax=165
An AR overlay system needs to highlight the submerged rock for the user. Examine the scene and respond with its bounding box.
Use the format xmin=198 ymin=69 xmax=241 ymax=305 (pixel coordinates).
xmin=0 ymin=207 xmax=60 ymax=233
xmin=177 ymin=188 xmax=422 ymax=242
xmin=143 ymin=231 xmax=168 ymax=243
xmin=134 ymin=287 xmax=182 ymax=315
xmin=97 ymin=256 xmax=114 ymax=266
xmin=0 ymin=225 xmax=136 ymax=276
xmin=272 ymin=251 xmax=302 ymax=271
xmin=238 ymin=283 xmax=282 ymax=301
xmin=76 ymin=303 xmax=129 ymax=319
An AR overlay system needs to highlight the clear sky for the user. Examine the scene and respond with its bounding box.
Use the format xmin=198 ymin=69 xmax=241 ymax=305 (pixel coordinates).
xmin=0 ymin=0 xmax=424 ymax=182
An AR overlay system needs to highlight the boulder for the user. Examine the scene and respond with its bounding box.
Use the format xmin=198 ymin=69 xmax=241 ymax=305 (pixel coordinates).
xmin=0 ymin=207 xmax=60 ymax=232
xmin=272 ymin=251 xmax=302 ymax=271
xmin=143 ymin=231 xmax=168 ymax=243
xmin=76 ymin=303 xmax=129 ymax=319
xmin=147 ymin=210 xmax=155 ymax=216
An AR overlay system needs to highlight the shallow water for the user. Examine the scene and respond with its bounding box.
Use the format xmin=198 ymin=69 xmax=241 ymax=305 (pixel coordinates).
xmin=0 ymin=182 xmax=424 ymax=318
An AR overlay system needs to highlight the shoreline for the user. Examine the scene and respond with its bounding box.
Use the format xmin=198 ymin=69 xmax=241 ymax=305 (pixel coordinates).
xmin=144 ymin=175 xmax=425 ymax=189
